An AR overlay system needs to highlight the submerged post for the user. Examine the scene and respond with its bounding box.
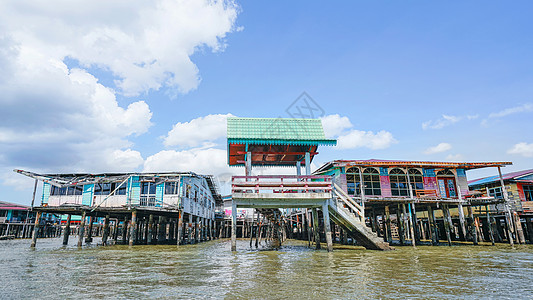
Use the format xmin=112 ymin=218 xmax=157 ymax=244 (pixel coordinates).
xmin=427 ymin=205 xmax=438 ymax=245
xmin=30 ymin=211 xmax=42 ymax=248
xmin=442 ymin=205 xmax=452 ymax=246
xmin=129 ymin=210 xmax=137 ymax=246
xmin=77 ymin=211 xmax=87 ymax=247
xmin=384 ymin=205 xmax=392 ymax=243
xmin=312 ymin=208 xmax=321 ymax=249
xmin=176 ymin=211 xmax=183 ymax=246
xmin=231 ymin=201 xmax=237 ymax=251
xmin=85 ymin=216 xmax=94 ymax=243
xmin=63 ymin=214 xmax=72 ymax=246
xmin=148 ymin=214 xmax=154 ymax=245
xmin=497 ymin=166 xmax=514 ymax=246
xmin=323 ymin=201 xmax=333 ymax=252
xmin=102 ymin=214 xmax=110 ymax=245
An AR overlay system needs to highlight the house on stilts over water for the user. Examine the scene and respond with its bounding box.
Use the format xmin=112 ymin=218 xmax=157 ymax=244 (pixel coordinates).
xmin=14 ymin=170 xmax=222 ymax=248
xmin=228 ymin=117 xmax=523 ymax=250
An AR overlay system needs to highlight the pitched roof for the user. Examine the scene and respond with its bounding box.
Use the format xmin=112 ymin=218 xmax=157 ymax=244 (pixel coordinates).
xmin=0 ymin=201 xmax=30 ymax=210
xmin=468 ymin=169 xmax=533 ymax=186
xmin=314 ymin=159 xmax=512 ymax=174
xmin=227 ymin=117 xmax=336 ymax=146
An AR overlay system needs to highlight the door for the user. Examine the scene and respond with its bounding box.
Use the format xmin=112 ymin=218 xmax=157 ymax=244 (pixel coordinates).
xmin=437 ymin=178 xmax=457 ymax=198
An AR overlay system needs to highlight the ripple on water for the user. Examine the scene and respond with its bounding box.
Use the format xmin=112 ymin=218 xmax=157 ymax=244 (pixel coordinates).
xmin=0 ymin=238 xmax=532 ymax=299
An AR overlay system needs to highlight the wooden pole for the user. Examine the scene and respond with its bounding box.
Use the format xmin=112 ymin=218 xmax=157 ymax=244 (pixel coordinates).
xmin=102 ymin=214 xmax=110 ymax=245
xmin=63 ymin=214 xmax=71 ymax=245
xmin=467 ymin=206 xmax=478 ymax=245
xmin=85 ymin=216 xmax=94 ymax=243
xmin=398 ymin=204 xmax=405 ymax=245
xmin=485 ymin=205 xmax=495 ymax=245
xmin=513 ymin=212 xmax=526 ymax=244
xmin=411 ymin=202 xmax=419 ymax=244
xmin=427 ymin=208 xmax=436 ymax=243
xmin=231 ymin=201 xmax=237 ymax=251
xmin=129 ymin=210 xmax=137 ymax=246
xmin=442 ymin=205 xmax=452 ymax=246
xmin=312 ymin=208 xmax=321 ymax=249
xmin=323 ymin=201 xmax=333 ymax=252
xmin=176 ymin=211 xmax=183 ymax=246
xmin=497 ymin=166 xmax=515 ymax=245
xmin=77 ymin=211 xmax=87 ymax=247
xmin=30 ymin=211 xmax=42 ymax=248
xmin=384 ymin=205 xmax=392 ymax=243
xmin=408 ymin=203 xmax=416 ymax=248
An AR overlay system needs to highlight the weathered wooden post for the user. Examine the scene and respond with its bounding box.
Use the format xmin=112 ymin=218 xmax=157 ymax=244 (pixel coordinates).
xmin=467 ymin=206 xmax=478 ymax=245
xmin=312 ymin=208 xmax=321 ymax=249
xmin=485 ymin=205 xmax=495 ymax=245
xmin=323 ymin=201 xmax=333 ymax=252
xmin=513 ymin=212 xmax=526 ymax=244
xmin=102 ymin=214 xmax=110 ymax=245
xmin=442 ymin=205 xmax=452 ymax=246
xmin=231 ymin=201 xmax=237 ymax=251
xmin=30 ymin=211 xmax=42 ymax=248
xmin=85 ymin=216 xmax=94 ymax=243
xmin=63 ymin=214 xmax=71 ymax=245
xmin=497 ymin=166 xmax=515 ymax=245
xmin=397 ymin=204 xmax=405 ymax=245
xmin=427 ymin=205 xmax=438 ymax=245
xmin=384 ymin=205 xmax=392 ymax=243
xmin=408 ymin=203 xmax=416 ymax=248
xmin=129 ymin=210 xmax=137 ymax=246
xmin=411 ymin=203 xmax=419 ymax=244
xmin=77 ymin=211 xmax=87 ymax=247
xmin=176 ymin=211 xmax=183 ymax=246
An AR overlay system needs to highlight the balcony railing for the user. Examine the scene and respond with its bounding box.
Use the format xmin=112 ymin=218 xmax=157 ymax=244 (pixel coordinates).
xmin=231 ymin=175 xmax=332 ymax=194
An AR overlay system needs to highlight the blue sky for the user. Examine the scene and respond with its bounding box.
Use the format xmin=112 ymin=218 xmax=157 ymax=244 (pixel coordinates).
xmin=1 ymin=1 xmax=532 ymax=204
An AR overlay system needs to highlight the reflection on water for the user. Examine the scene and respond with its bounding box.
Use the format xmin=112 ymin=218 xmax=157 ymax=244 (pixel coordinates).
xmin=0 ymin=238 xmax=532 ymax=299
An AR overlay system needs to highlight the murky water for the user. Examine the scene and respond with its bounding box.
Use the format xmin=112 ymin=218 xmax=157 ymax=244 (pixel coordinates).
xmin=0 ymin=238 xmax=532 ymax=299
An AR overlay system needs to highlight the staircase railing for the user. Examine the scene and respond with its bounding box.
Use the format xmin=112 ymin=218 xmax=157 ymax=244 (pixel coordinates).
xmin=332 ymin=183 xmax=364 ymax=221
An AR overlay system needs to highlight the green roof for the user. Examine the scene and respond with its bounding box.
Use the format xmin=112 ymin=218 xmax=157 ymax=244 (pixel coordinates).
xmin=227 ymin=117 xmax=336 ymax=146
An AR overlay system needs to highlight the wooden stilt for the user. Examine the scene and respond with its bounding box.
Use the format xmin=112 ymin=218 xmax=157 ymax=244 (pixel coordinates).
xmin=176 ymin=211 xmax=183 ymax=246
xmin=312 ymin=208 xmax=321 ymax=249
xmin=85 ymin=216 xmax=94 ymax=243
xmin=443 ymin=205 xmax=452 ymax=246
xmin=129 ymin=210 xmax=137 ymax=246
xmin=63 ymin=214 xmax=71 ymax=246
xmin=513 ymin=212 xmax=526 ymax=244
xmin=30 ymin=211 xmax=42 ymax=248
xmin=408 ymin=203 xmax=416 ymax=248
xmin=384 ymin=205 xmax=392 ymax=243
xmin=525 ymin=217 xmax=533 ymax=244
xmin=323 ymin=202 xmax=333 ymax=252
xmin=231 ymin=201 xmax=237 ymax=251
xmin=102 ymin=214 xmax=110 ymax=245
xmin=77 ymin=211 xmax=87 ymax=247
xmin=122 ymin=216 xmax=128 ymax=244
xmin=397 ymin=204 xmax=405 ymax=245
xmin=468 ymin=206 xmax=478 ymax=245
xmin=411 ymin=203 xmax=419 ymax=244
xmin=457 ymin=204 xmax=467 ymax=241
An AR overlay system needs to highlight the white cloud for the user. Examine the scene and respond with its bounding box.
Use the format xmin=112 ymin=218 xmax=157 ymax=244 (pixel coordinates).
xmin=423 ymin=142 xmax=452 ymax=154
xmin=320 ymin=114 xmax=353 ymax=138
xmin=0 ymin=0 xmax=239 ymax=96
xmin=164 ymin=113 xmax=234 ymax=148
xmin=422 ymin=114 xmax=461 ymax=130
xmin=488 ymin=103 xmax=533 ymax=118
xmin=337 ymin=130 xmax=397 ymax=150
xmin=445 ymin=154 xmax=464 ymax=161
xmin=507 ymin=142 xmax=533 ymax=157
xmin=0 ymin=46 xmax=151 ymax=177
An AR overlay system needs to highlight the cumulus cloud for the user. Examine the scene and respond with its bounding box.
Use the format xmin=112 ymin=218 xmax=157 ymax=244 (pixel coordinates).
xmin=320 ymin=114 xmax=353 ymax=138
xmin=422 ymin=114 xmax=461 ymax=130
xmin=319 ymin=114 xmax=397 ymax=150
xmin=423 ymin=143 xmax=452 ymax=154
xmin=337 ymin=130 xmax=397 ymax=150
xmin=507 ymin=142 xmax=533 ymax=157
xmin=164 ymin=113 xmax=234 ymax=148
xmin=0 ymin=0 xmax=239 ymax=96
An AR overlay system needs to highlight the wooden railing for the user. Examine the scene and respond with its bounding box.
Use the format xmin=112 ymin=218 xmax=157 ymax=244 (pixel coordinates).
xmin=415 ymin=189 xmax=438 ymax=198
xmin=231 ymin=175 xmax=332 ymax=194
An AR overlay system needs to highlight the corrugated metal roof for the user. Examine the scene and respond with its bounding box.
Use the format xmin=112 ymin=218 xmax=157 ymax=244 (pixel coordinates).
xmin=227 ymin=117 xmax=336 ymax=145
xmin=468 ymin=169 xmax=533 ymax=186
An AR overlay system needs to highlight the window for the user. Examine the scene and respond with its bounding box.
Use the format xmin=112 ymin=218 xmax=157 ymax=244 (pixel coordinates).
xmin=362 ymin=168 xmax=381 ymax=196
xmin=345 ymin=167 xmax=361 ymax=196
xmin=437 ymin=169 xmax=454 ymax=176
xmin=489 ymin=187 xmax=503 ymax=199
xmin=390 ymin=168 xmax=408 ymax=196
xmin=141 ymin=182 xmax=157 ymax=195
xmin=408 ymin=169 xmax=424 ymax=191
xmin=165 ymin=182 xmax=179 ymax=194
xmin=523 ymin=185 xmax=533 ymax=201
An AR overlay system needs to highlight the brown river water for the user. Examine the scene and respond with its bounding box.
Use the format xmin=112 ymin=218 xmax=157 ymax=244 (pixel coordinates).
xmin=0 ymin=238 xmax=532 ymax=299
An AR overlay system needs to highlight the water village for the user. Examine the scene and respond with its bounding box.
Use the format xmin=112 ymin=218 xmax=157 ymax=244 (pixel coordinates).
xmin=3 ymin=117 xmax=533 ymax=250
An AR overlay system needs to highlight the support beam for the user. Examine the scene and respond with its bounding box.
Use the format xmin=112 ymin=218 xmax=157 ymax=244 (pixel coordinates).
xmin=312 ymin=208 xmax=321 ymax=250
xmin=30 ymin=211 xmax=42 ymax=248
xmin=102 ymin=214 xmax=110 ymax=245
xmin=231 ymin=201 xmax=237 ymax=251
xmin=85 ymin=216 xmax=94 ymax=243
xmin=305 ymin=152 xmax=311 ymax=175
xmin=63 ymin=214 xmax=71 ymax=246
xmin=486 ymin=205 xmax=495 ymax=245
xmin=384 ymin=206 xmax=392 ymax=243
xmin=176 ymin=211 xmax=183 ymax=246
xmin=498 ymin=166 xmax=515 ymax=246
xmin=427 ymin=205 xmax=438 ymax=245
xmin=129 ymin=210 xmax=137 ymax=246
xmin=77 ymin=211 xmax=87 ymax=247
xmin=323 ymin=202 xmax=333 ymax=252
xmin=397 ymin=204 xmax=405 ymax=245
xmin=408 ymin=203 xmax=416 ymax=248
xmin=468 ymin=206 xmax=478 ymax=245
xmin=442 ymin=205 xmax=452 ymax=246
xmin=147 ymin=214 xmax=154 ymax=245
